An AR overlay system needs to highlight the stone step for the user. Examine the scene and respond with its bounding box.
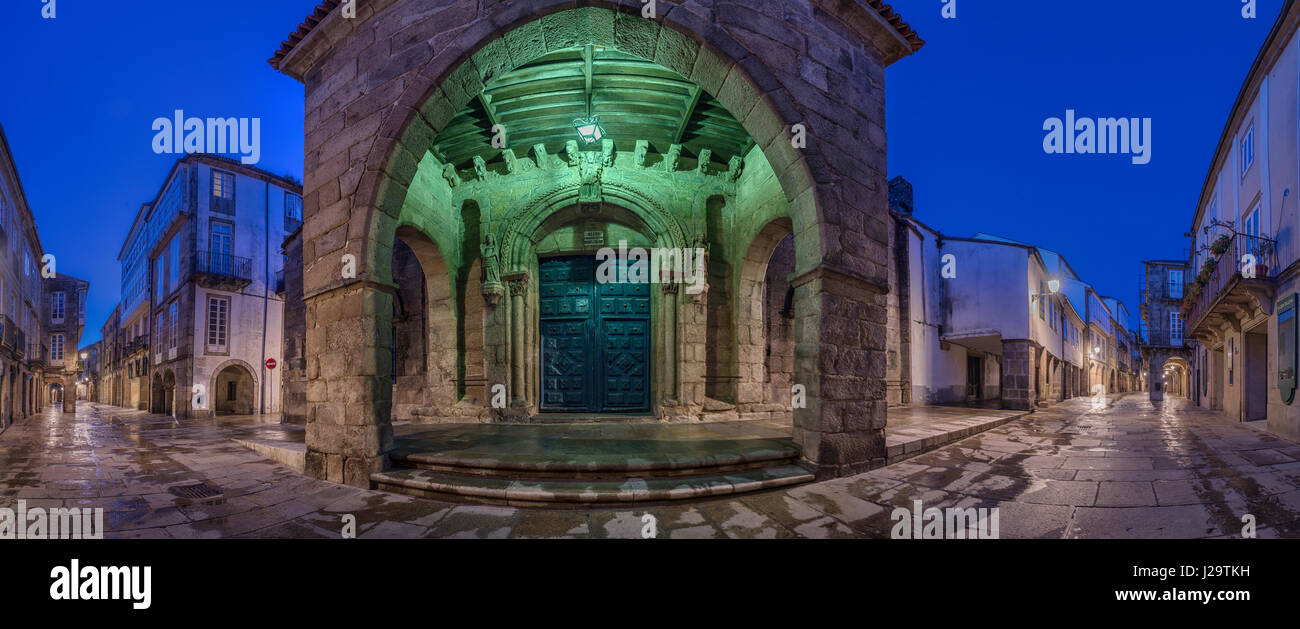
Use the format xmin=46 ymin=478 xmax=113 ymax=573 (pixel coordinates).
xmin=389 ymin=446 xmax=801 ymax=479
xmin=371 ymin=464 xmax=814 ymax=506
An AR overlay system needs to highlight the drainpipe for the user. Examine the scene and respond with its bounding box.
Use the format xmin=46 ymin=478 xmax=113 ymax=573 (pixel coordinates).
xmin=260 ymin=179 xmax=270 ymax=415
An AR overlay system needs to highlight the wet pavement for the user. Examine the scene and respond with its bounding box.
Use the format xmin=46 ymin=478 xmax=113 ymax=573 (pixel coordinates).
xmin=2 ymin=395 xmax=1298 ymax=538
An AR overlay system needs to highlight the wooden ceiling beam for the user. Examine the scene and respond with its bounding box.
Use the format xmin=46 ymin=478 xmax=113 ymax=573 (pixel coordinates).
xmin=673 ymin=86 xmax=702 ymax=145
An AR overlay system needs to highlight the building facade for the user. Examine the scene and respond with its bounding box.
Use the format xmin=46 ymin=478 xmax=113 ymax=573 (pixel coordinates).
xmin=104 ymin=154 xmax=299 ymax=419
xmin=0 ymin=124 xmax=49 ymax=429
xmin=1179 ymin=1 xmax=1300 ymax=440
xmin=41 ymin=273 xmax=88 ymax=412
xmin=882 ymin=179 xmax=1127 ymax=411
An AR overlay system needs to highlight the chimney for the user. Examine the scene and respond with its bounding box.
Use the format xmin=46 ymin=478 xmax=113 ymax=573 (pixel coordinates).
xmin=889 ymin=176 xmax=913 ymax=215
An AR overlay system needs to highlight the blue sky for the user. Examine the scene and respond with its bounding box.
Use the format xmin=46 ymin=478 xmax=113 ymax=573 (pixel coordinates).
xmin=886 ymin=0 xmax=1284 ymax=330
xmin=0 ymin=0 xmax=319 ymax=344
xmin=0 ymin=0 xmax=1286 ymax=345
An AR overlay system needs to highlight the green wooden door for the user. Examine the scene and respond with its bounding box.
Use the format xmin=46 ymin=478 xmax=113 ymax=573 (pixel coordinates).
xmin=540 ymin=256 xmax=650 ymax=413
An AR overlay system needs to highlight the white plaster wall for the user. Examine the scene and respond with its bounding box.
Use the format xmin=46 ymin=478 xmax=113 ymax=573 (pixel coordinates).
xmin=942 ymin=241 xmax=1029 ymax=340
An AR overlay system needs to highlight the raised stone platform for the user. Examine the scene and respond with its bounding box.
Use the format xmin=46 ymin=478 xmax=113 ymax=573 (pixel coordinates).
xmin=374 ymin=420 xmax=812 ymax=506
xmin=885 ymin=405 xmax=1030 ymax=464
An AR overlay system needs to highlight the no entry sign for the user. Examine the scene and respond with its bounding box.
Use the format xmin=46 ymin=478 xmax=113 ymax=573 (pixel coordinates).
xmin=265 ymin=358 xmax=277 ymax=370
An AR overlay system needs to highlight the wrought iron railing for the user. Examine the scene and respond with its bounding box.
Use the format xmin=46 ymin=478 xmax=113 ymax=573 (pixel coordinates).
xmin=1186 ymin=232 xmax=1278 ymax=330
xmin=193 ymin=251 xmax=252 ymax=282
xmin=123 ymin=334 xmax=150 ymax=355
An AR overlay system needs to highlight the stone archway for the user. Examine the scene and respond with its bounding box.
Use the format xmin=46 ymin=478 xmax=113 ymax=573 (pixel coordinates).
xmin=736 ymin=217 xmax=796 ymax=415
xmin=278 ymin=1 xmax=919 ymax=485
xmin=150 ymin=372 xmax=164 ymax=414
xmin=162 ymin=370 xmax=176 ymax=418
xmin=48 ymin=383 xmax=63 ymax=406
xmin=211 ymin=360 xmax=257 ymax=416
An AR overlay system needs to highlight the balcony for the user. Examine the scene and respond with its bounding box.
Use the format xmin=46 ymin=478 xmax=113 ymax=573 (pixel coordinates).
xmin=26 ymin=344 xmax=47 ymax=368
xmin=0 ymin=316 xmax=25 ymax=359
xmin=192 ymin=251 xmax=252 ymax=291
xmin=1185 ymin=233 xmax=1278 ymax=342
xmin=123 ymin=334 xmax=150 ymax=356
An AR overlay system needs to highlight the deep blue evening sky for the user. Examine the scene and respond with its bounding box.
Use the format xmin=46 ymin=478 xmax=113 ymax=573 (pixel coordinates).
xmin=886 ymin=0 xmax=1283 ymax=323
xmin=0 ymin=0 xmax=1286 ymax=345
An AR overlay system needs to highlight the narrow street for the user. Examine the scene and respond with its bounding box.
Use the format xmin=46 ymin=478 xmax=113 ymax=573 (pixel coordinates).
xmin=3 ymin=394 xmax=1298 ymax=539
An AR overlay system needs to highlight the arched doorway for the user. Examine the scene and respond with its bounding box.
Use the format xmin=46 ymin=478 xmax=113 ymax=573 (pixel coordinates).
xmin=162 ymin=370 xmax=176 ymax=418
xmin=212 ymin=363 xmax=256 ymax=415
xmin=735 ymin=217 xmax=796 ymax=415
xmin=48 ymin=383 xmax=63 ymax=406
xmin=279 ymin=2 xmax=917 ymax=485
xmin=150 ymin=372 xmax=165 ymax=414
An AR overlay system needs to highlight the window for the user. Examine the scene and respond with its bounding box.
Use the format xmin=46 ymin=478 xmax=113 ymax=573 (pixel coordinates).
xmin=211 ymin=170 xmax=235 ymax=215
xmin=168 ymin=302 xmax=178 ymax=350
xmin=156 ymin=253 xmax=166 ymax=299
xmin=169 ymin=237 xmax=180 ymax=287
xmin=207 ymin=296 xmax=229 ymax=352
xmin=1168 ymin=270 xmax=1183 ymax=299
xmin=285 ymin=193 xmax=303 ymax=231
xmin=51 ymin=334 xmax=64 ymax=361
xmin=1241 ymin=202 xmax=1262 ymax=258
xmin=1169 ymin=312 xmax=1183 ymax=346
xmin=157 ymin=313 xmax=166 ymax=352
xmin=51 ymin=291 xmax=65 ymax=322
xmin=1038 ymin=282 xmax=1046 ymax=319
xmin=1241 ymin=125 xmax=1255 ymax=175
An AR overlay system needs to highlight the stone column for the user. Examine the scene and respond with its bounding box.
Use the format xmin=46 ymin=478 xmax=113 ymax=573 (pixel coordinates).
xmin=62 ymin=375 xmax=75 ymax=414
xmin=508 ymin=275 xmax=528 ymax=407
xmin=1000 ymin=339 xmax=1036 ymax=411
xmin=661 ymin=283 xmax=679 ymax=402
xmin=303 ymin=281 xmax=394 ymax=488
xmin=790 ymin=265 xmax=888 ymax=479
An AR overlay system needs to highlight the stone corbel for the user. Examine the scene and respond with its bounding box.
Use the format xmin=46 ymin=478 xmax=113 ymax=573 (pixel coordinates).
xmin=564 ymin=140 xmax=580 ymax=167
xmin=634 ymin=140 xmax=649 ymax=167
xmin=601 ymin=139 xmax=616 ymax=167
xmin=473 ymin=155 xmax=490 ymax=180
xmin=697 ymin=148 xmax=712 ymax=175
xmin=442 ymin=163 xmax=461 ymax=188
xmin=1245 ymin=286 xmax=1274 ymax=315
xmin=503 ymin=148 xmax=519 ymax=174
xmin=665 ymin=144 xmax=682 ymax=172
xmin=532 ymin=143 xmax=549 ymax=169
xmin=728 ymin=155 xmax=744 ymax=182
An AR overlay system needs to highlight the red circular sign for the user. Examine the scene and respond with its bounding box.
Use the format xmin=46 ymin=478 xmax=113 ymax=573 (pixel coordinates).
xmin=265 ymin=358 xmax=278 ymax=370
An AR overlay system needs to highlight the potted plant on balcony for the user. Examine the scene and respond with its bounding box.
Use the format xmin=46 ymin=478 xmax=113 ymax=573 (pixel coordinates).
xmin=1211 ymin=235 xmax=1231 ymax=256
xmin=1252 ymin=240 xmax=1274 ymax=277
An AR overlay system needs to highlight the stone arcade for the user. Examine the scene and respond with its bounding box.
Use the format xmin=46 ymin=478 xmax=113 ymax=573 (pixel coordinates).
xmin=271 ymin=1 xmax=923 ymax=487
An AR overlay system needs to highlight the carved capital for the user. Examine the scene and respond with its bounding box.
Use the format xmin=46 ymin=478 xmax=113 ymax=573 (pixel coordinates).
xmin=507 ymin=276 xmax=529 ymax=297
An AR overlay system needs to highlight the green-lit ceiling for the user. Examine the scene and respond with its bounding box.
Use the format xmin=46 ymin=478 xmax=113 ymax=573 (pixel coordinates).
xmin=431 ymin=46 xmax=753 ymax=169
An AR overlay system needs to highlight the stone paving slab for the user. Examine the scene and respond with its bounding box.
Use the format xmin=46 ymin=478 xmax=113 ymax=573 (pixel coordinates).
xmin=2 ymin=397 xmax=1300 ymax=538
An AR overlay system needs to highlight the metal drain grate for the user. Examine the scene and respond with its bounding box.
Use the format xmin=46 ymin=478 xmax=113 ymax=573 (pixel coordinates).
xmin=168 ymin=482 xmax=224 ymax=502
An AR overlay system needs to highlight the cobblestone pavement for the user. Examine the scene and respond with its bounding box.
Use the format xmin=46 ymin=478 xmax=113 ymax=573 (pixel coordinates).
xmin=2 ymin=395 xmax=1298 ymax=539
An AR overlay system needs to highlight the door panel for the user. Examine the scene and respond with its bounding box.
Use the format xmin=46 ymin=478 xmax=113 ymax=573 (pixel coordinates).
xmin=539 ymin=255 xmax=650 ymax=413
